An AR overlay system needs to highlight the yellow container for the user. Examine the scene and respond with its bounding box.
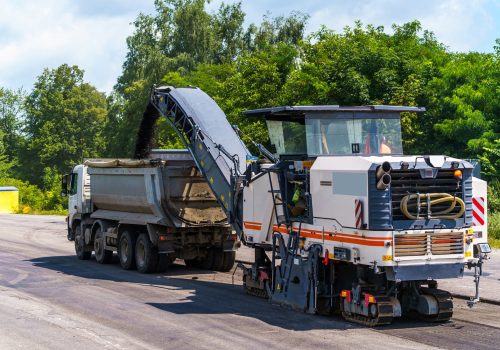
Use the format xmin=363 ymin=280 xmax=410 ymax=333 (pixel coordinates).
xmin=0 ymin=187 xmax=19 ymax=213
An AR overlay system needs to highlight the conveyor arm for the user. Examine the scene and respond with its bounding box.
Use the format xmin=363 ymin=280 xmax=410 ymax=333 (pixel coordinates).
xmin=145 ymin=86 xmax=251 ymax=236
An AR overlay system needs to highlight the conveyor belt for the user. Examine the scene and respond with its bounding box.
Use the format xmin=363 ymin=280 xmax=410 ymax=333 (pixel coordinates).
xmin=147 ymin=86 xmax=251 ymax=234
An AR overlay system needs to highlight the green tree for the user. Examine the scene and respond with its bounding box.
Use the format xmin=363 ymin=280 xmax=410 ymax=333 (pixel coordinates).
xmin=0 ymin=130 xmax=13 ymax=179
xmin=22 ymin=64 xmax=107 ymax=185
xmin=426 ymin=50 xmax=499 ymax=170
xmin=110 ymin=0 xmax=306 ymax=157
xmin=0 ymin=87 xmax=25 ymax=165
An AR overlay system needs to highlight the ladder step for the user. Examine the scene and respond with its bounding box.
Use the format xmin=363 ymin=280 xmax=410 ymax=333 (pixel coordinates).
xmin=268 ymin=190 xmax=281 ymax=193
xmin=277 ymin=215 xmax=287 ymax=223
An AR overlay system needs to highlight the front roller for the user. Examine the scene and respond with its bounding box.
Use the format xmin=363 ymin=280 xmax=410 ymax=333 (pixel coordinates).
xmin=415 ymin=287 xmax=454 ymax=322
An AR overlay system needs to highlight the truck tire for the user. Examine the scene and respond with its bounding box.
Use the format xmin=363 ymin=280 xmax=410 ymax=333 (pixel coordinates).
xmin=201 ymin=248 xmax=214 ymax=270
xmin=119 ymin=230 xmax=136 ymax=270
xmin=156 ymin=254 xmax=173 ymax=272
xmin=220 ymin=251 xmax=236 ymax=272
xmin=135 ymin=233 xmax=158 ymax=273
xmin=211 ymin=247 xmax=224 ymax=271
xmin=94 ymin=228 xmax=113 ymax=264
xmin=184 ymin=258 xmax=201 ymax=268
xmin=67 ymin=227 xmax=75 ymax=241
xmin=75 ymin=225 xmax=91 ymax=260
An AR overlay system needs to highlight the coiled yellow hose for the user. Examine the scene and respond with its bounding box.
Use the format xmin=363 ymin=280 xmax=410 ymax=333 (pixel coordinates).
xmin=400 ymin=193 xmax=465 ymax=220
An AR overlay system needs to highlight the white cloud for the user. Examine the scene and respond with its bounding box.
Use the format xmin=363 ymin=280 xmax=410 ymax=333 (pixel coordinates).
xmin=304 ymin=0 xmax=498 ymax=52
xmin=0 ymin=0 xmax=497 ymax=94
xmin=0 ymin=0 xmax=154 ymax=93
xmin=210 ymin=0 xmax=498 ymax=53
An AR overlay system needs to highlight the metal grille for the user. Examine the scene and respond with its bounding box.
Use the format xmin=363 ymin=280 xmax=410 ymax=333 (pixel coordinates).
xmin=394 ymin=233 xmax=427 ymax=256
xmin=390 ymin=169 xmax=463 ymax=221
xmin=394 ymin=232 xmax=464 ymax=257
xmin=430 ymin=232 xmax=464 ymax=255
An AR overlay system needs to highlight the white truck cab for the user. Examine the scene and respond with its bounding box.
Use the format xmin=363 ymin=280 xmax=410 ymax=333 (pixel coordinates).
xmin=62 ymin=164 xmax=91 ymax=240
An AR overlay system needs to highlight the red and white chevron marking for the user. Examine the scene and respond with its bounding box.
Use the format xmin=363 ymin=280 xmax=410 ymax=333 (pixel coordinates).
xmin=472 ymin=196 xmax=485 ymax=226
xmin=355 ymin=199 xmax=363 ymax=229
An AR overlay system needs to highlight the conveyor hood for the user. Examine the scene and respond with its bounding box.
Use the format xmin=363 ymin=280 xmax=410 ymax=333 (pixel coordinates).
xmin=169 ymin=87 xmax=250 ymax=178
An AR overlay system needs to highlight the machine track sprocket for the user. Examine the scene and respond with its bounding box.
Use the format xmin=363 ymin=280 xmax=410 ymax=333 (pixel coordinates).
xmin=341 ymin=296 xmax=394 ymax=327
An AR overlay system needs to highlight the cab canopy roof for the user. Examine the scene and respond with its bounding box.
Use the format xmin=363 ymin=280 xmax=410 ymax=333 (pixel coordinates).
xmin=243 ymin=105 xmax=425 ymax=119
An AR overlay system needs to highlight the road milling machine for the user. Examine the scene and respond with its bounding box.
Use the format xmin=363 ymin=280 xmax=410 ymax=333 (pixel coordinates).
xmin=139 ymin=86 xmax=491 ymax=326
xmin=65 ymin=85 xmax=491 ymax=326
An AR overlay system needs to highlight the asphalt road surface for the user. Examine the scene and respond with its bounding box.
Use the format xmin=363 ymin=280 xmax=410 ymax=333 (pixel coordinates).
xmin=0 ymin=214 xmax=499 ymax=350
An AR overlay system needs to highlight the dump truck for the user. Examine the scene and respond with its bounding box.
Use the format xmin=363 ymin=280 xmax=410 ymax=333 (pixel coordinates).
xmin=64 ymin=86 xmax=491 ymax=326
xmin=62 ymin=150 xmax=237 ymax=273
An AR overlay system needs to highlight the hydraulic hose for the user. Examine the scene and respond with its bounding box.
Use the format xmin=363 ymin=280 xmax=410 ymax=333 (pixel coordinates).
xmin=400 ymin=193 xmax=465 ymax=220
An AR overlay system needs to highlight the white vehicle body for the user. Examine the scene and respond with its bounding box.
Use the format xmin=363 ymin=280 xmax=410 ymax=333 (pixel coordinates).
xmin=243 ymin=156 xmax=487 ymax=274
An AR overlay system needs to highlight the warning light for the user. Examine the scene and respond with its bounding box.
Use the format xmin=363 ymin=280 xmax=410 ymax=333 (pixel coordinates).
xmin=364 ymin=293 xmax=377 ymax=307
xmin=341 ymin=290 xmax=352 ymax=302
xmin=453 ymin=169 xmax=462 ymax=180
xmin=322 ymin=249 xmax=329 ymax=266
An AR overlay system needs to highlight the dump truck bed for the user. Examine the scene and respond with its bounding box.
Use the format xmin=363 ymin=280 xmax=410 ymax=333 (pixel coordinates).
xmin=85 ymin=151 xmax=228 ymax=228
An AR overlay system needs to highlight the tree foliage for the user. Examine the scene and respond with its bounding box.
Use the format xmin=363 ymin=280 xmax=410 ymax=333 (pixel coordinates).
xmin=22 ymin=64 xmax=107 ymax=185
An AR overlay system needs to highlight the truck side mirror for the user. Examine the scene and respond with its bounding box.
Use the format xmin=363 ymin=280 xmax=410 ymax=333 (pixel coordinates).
xmin=61 ymin=174 xmax=68 ymax=197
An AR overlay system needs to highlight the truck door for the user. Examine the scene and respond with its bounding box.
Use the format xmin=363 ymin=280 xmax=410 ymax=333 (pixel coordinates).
xmin=68 ymin=172 xmax=79 ymax=220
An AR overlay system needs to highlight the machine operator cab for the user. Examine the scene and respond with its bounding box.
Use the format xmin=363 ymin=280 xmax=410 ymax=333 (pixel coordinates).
xmin=243 ymin=105 xmax=424 ymax=159
xmin=243 ymin=105 xmax=424 ymax=223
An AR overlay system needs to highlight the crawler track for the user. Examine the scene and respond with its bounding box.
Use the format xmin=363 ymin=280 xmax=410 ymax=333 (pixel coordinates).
xmin=341 ymin=296 xmax=394 ymax=327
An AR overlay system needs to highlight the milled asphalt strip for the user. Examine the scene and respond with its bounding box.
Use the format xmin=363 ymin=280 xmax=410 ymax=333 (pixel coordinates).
xmin=452 ymin=293 xmax=500 ymax=306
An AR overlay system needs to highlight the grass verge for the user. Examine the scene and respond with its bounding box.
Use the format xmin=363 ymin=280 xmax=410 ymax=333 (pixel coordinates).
xmin=488 ymin=211 xmax=500 ymax=247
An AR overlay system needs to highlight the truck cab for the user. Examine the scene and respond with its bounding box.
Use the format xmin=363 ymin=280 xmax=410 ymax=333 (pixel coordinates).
xmin=62 ymin=164 xmax=91 ymax=241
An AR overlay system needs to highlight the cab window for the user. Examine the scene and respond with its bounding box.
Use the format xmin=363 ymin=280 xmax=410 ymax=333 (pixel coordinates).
xmin=69 ymin=173 xmax=78 ymax=196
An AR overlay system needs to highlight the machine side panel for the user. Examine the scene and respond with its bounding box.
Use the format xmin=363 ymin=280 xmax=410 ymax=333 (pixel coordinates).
xmin=242 ymin=172 xmax=280 ymax=245
xmin=310 ymin=157 xmax=370 ymax=228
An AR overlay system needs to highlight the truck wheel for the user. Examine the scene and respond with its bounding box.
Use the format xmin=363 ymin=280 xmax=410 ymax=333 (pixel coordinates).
xmin=67 ymin=227 xmax=75 ymax=241
xmin=94 ymin=228 xmax=113 ymax=264
xmin=220 ymin=251 xmax=236 ymax=272
xmin=135 ymin=233 xmax=158 ymax=273
xmin=119 ymin=230 xmax=136 ymax=270
xmin=201 ymin=249 xmax=214 ymax=270
xmin=75 ymin=225 xmax=91 ymax=260
xmin=211 ymin=248 xmax=224 ymax=271
xmin=156 ymin=254 xmax=173 ymax=272
xmin=184 ymin=258 xmax=201 ymax=268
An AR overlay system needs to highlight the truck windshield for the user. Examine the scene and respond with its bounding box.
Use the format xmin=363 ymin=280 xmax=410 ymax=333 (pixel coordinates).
xmin=305 ymin=112 xmax=403 ymax=156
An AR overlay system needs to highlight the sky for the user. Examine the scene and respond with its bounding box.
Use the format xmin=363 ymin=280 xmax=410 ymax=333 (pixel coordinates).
xmin=0 ymin=0 xmax=498 ymax=93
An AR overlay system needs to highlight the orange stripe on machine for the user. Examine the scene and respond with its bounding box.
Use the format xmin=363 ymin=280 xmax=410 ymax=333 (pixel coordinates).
xmin=243 ymin=221 xmax=262 ymax=230
xmin=243 ymin=221 xmax=390 ymax=246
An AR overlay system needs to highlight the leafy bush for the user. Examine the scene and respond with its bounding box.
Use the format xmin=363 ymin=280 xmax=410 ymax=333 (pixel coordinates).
xmin=488 ymin=211 xmax=500 ymax=247
xmin=487 ymin=180 xmax=500 ymax=213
